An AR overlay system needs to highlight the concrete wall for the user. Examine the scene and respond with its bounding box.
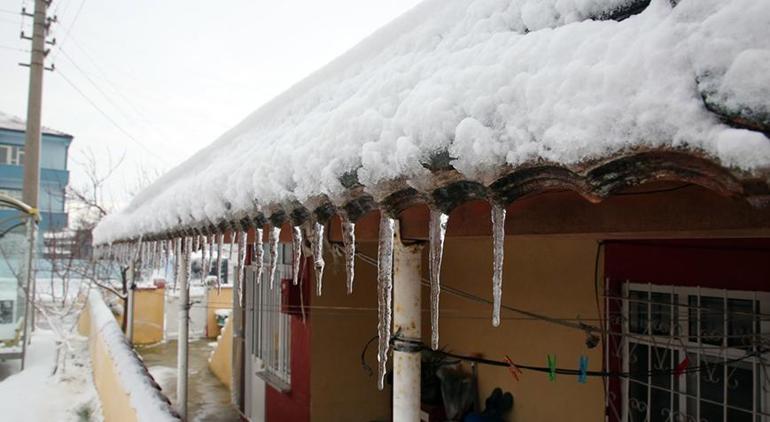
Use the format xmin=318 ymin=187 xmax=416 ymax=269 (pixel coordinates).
xmin=78 ymin=292 xmax=179 ymax=422
xmin=209 ymin=314 xmax=233 ymax=390
xmin=206 ymin=286 xmax=232 ymax=338
xmin=132 ymin=287 xmax=164 ymax=345
xmin=310 ymin=244 xmax=392 ymax=422
xmin=436 ymin=237 xmax=604 ymax=421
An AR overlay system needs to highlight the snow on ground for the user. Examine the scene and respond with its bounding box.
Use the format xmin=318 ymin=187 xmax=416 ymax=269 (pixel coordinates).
xmin=0 ymin=329 xmax=102 ymax=421
xmin=93 ymin=0 xmax=770 ymax=245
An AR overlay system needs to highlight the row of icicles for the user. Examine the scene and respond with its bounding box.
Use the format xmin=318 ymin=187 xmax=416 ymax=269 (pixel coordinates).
xmin=94 ymin=204 xmax=507 ymax=391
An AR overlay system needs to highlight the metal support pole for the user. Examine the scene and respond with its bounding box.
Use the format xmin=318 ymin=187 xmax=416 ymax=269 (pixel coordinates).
xmin=393 ymin=233 xmax=423 ymax=421
xmin=125 ymin=264 xmax=135 ymax=344
xmin=19 ymin=216 xmax=36 ymax=370
xmin=231 ymin=234 xmax=244 ymax=409
xmin=176 ymin=238 xmax=190 ymax=419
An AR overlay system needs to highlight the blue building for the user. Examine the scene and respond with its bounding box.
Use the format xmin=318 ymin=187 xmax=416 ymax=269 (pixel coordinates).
xmin=0 ymin=111 xmax=72 ymax=234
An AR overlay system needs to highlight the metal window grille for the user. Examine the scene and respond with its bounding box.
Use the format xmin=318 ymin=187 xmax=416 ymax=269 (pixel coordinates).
xmin=612 ymin=282 xmax=770 ymax=422
xmin=247 ymin=244 xmax=292 ymax=390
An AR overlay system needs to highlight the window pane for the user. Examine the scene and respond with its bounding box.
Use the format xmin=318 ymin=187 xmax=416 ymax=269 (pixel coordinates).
xmin=650 ymin=293 xmax=674 ymax=335
xmin=697 ymin=296 xmax=725 ymax=346
xmin=650 ymin=387 xmax=673 ymax=422
xmin=630 ymin=342 xmax=648 ymax=382
xmin=728 ymin=298 xmax=755 ymax=349
xmin=727 ymin=408 xmax=752 ymax=422
xmin=630 ymin=291 xmax=649 ymax=335
xmin=700 ymin=357 xmax=724 ymax=404
xmin=700 ymin=401 xmax=724 ymax=422
xmin=650 ymin=347 xmax=673 ymax=389
xmin=0 ymin=146 xmax=8 ymax=164
xmin=727 ymin=362 xmax=753 ymax=411
xmin=629 ymin=381 xmax=648 ymax=422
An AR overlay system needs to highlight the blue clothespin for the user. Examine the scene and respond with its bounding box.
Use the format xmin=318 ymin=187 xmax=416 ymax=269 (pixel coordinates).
xmin=578 ymin=355 xmax=589 ymax=384
xmin=547 ymin=355 xmax=556 ymax=382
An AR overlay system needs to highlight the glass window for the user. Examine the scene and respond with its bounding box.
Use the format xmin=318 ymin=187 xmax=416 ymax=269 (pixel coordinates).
xmin=621 ymin=285 xmax=765 ymax=422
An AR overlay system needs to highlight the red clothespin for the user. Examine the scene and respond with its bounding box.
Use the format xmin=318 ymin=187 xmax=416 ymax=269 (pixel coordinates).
xmin=674 ymin=356 xmax=690 ymax=377
xmin=504 ymin=355 xmax=523 ymax=381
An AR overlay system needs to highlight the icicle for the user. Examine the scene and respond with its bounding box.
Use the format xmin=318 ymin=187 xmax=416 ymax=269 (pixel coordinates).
xmin=185 ymin=236 xmax=193 ymax=292
xmin=268 ymin=226 xmax=281 ymax=289
xmin=254 ymin=227 xmax=264 ymax=284
xmin=491 ymin=203 xmax=506 ymax=327
xmin=207 ymin=234 xmax=214 ymax=278
xmin=173 ymin=237 xmax=182 ymax=291
xmin=429 ymin=209 xmax=449 ymax=351
xmin=164 ymin=239 xmax=172 ymax=280
xmin=200 ymin=235 xmax=208 ymax=284
xmin=237 ymin=230 xmax=247 ymax=307
xmin=291 ymin=226 xmax=303 ymax=286
xmin=376 ymin=214 xmax=395 ymax=391
xmin=342 ymin=219 xmax=356 ymax=294
xmin=228 ymin=230 xmax=235 ymax=264
xmin=311 ymin=222 xmax=326 ymax=296
xmin=216 ymin=232 xmax=224 ymax=292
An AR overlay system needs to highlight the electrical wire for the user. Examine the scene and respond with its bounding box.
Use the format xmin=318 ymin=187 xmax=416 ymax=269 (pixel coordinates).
xmin=55 ymin=69 xmax=167 ymax=162
xmin=359 ymin=333 xmax=764 ymax=380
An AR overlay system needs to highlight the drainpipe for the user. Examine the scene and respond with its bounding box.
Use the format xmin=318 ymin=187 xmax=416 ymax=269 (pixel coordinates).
xmin=231 ymin=234 xmax=244 ymax=410
xmin=393 ymin=230 xmax=424 ymax=421
xmin=176 ymin=238 xmax=191 ymax=419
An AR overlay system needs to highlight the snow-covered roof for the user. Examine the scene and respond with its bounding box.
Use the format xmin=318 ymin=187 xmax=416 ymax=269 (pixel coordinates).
xmin=94 ymin=0 xmax=770 ymax=244
xmin=0 ymin=111 xmax=72 ymax=138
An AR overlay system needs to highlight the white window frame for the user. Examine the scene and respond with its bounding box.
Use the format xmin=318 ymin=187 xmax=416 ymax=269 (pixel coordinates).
xmin=620 ymin=282 xmax=770 ymax=422
xmin=247 ymin=244 xmax=292 ymax=392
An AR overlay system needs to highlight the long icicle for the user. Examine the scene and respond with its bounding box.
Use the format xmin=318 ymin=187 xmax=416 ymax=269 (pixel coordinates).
xmin=200 ymin=234 xmax=208 ymax=285
xmin=173 ymin=237 xmax=182 ymax=291
xmin=376 ymin=214 xmax=395 ymax=391
xmin=429 ymin=209 xmax=449 ymax=350
xmin=292 ymin=226 xmax=303 ymax=286
xmin=268 ymin=225 xmax=281 ymax=289
xmin=237 ymin=230 xmax=247 ymax=307
xmin=216 ymin=232 xmax=224 ymax=293
xmin=312 ymin=221 xmax=326 ymax=296
xmin=491 ymin=203 xmax=507 ymax=327
xmin=254 ymin=227 xmax=264 ymax=284
xmin=342 ymin=218 xmax=356 ymax=294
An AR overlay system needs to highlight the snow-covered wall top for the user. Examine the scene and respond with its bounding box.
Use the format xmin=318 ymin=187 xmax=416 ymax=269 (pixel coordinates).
xmin=87 ymin=291 xmax=180 ymax=421
xmin=94 ymin=0 xmax=770 ymax=244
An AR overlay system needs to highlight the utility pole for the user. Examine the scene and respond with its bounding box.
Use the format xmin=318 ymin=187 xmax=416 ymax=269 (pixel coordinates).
xmin=22 ymin=0 xmax=50 ymax=208
xmin=20 ymin=0 xmax=55 ymax=338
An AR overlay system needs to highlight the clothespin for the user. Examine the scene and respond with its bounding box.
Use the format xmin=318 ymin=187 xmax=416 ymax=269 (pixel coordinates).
xmin=504 ymin=355 xmax=523 ymax=382
xmin=578 ymin=355 xmax=589 ymax=384
xmin=674 ymin=356 xmax=690 ymax=377
xmin=547 ymin=355 xmax=557 ymax=382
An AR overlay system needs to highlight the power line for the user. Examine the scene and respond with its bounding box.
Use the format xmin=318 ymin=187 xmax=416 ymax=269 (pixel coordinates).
xmin=50 ymin=0 xmax=85 ymax=61
xmin=0 ymin=44 xmax=27 ymax=52
xmin=55 ymin=69 xmax=165 ymax=162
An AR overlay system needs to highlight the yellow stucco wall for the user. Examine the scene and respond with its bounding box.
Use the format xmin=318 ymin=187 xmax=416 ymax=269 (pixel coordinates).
xmin=311 ymin=244 xmax=392 ymax=422
xmin=132 ymin=287 xmax=165 ymax=345
xmin=309 ymin=238 xmax=604 ymax=421
xmin=436 ymin=237 xmax=604 ymax=422
xmin=206 ymin=286 xmax=233 ymax=339
xmin=78 ymin=298 xmax=139 ymax=422
xmin=209 ymin=314 xmax=233 ymax=390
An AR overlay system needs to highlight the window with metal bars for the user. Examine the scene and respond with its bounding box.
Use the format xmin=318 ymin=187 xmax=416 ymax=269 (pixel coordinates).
xmin=616 ymin=283 xmax=769 ymax=422
xmin=246 ymin=243 xmax=293 ymax=391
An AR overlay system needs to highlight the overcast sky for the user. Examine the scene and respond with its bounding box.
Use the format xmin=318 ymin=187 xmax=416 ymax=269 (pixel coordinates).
xmin=0 ymin=0 xmax=422 ymax=213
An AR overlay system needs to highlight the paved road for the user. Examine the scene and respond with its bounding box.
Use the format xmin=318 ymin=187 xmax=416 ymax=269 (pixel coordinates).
xmin=137 ymin=339 xmax=240 ymax=422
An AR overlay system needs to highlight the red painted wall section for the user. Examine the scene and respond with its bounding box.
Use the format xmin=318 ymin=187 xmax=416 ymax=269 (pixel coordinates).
xmin=604 ymin=239 xmax=770 ymax=291
xmin=266 ymin=257 xmax=312 ymax=422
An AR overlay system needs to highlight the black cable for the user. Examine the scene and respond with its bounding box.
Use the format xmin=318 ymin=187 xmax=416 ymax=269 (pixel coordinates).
xmin=387 ymin=335 xmax=759 ymax=379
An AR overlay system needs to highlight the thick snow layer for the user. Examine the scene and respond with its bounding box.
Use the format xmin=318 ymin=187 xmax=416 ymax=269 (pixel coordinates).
xmin=0 ymin=110 xmax=72 ymax=137
xmin=0 ymin=329 xmax=103 ymax=421
xmin=87 ymin=291 xmax=179 ymax=421
xmin=94 ymin=0 xmax=770 ymax=244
